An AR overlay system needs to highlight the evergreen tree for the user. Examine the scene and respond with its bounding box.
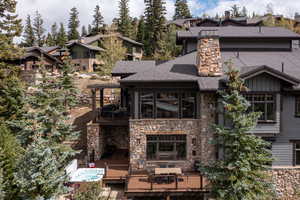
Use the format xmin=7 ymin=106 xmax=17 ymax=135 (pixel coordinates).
xmin=81 ymin=25 xmax=87 ymax=37
xmin=68 ymin=7 xmax=80 ymax=40
xmin=266 ymin=3 xmax=274 ymax=15
xmin=33 ymin=11 xmax=45 ymax=47
xmin=98 ymin=35 xmax=126 ymax=75
xmin=92 ymin=5 xmax=104 ymax=35
xmin=45 ymin=32 xmax=54 ymax=46
xmin=231 ymin=4 xmax=241 ymax=17
xmin=57 ymin=23 xmax=68 ymax=47
xmin=136 ymin=15 xmax=146 ymax=43
xmin=74 ymin=182 xmax=103 ymax=200
xmin=88 ymin=24 xmax=92 ymax=35
xmin=118 ymin=0 xmax=133 ymax=38
xmin=241 ymin=6 xmax=248 ymax=17
xmin=15 ymin=136 xmax=75 ymax=199
xmin=0 ymin=123 xmax=23 ymax=199
xmin=173 ymin=0 xmax=192 ymax=20
xmin=144 ymin=0 xmax=167 ymax=57
xmin=200 ymin=62 xmax=274 ymax=200
xmin=22 ymin=15 xmax=35 ymax=47
xmin=50 ymin=22 xmax=58 ymax=45
xmin=131 ymin=17 xmax=139 ymax=40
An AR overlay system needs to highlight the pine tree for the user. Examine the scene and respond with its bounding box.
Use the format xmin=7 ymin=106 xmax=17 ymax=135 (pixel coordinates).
xmin=118 ymin=0 xmax=133 ymax=38
xmin=144 ymin=0 xmax=167 ymax=57
xmin=22 ymin=15 xmax=35 ymax=47
xmin=81 ymin=25 xmax=87 ymax=37
xmin=45 ymin=32 xmax=54 ymax=46
xmin=173 ymin=0 xmax=192 ymax=20
xmin=136 ymin=15 xmax=145 ymax=43
xmin=51 ymin=22 xmax=58 ymax=45
xmin=88 ymin=24 xmax=92 ymax=35
xmin=92 ymin=5 xmax=104 ymax=35
xmin=33 ymin=11 xmax=45 ymax=47
xmin=241 ymin=6 xmax=248 ymax=17
xmin=0 ymin=123 xmax=23 ymax=199
xmin=57 ymin=23 xmax=68 ymax=47
xmin=68 ymin=7 xmax=80 ymax=40
xmin=98 ymin=35 xmax=126 ymax=75
xmin=15 ymin=136 xmax=75 ymax=199
xmin=131 ymin=17 xmax=139 ymax=40
xmin=200 ymin=61 xmax=274 ymax=200
xmin=231 ymin=4 xmax=241 ymax=17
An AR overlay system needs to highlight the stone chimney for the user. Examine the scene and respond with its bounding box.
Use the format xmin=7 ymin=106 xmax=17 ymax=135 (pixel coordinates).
xmin=196 ymin=30 xmax=222 ymax=77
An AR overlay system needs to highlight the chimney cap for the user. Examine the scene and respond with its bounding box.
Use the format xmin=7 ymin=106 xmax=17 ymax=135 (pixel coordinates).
xmin=198 ymin=29 xmax=219 ymax=39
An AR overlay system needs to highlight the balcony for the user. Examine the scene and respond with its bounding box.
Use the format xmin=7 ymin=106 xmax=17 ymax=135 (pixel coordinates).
xmin=96 ymin=104 xmax=129 ymax=126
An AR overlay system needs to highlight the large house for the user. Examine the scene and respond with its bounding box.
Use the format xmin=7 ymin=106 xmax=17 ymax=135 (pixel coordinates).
xmin=86 ymin=26 xmax=300 ymax=199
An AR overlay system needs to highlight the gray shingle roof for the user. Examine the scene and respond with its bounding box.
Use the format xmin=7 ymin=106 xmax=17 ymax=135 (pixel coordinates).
xmin=177 ymin=26 xmax=300 ymax=40
xmin=112 ymin=61 xmax=156 ymax=75
xmin=68 ymin=42 xmax=105 ymax=51
xmin=118 ymin=50 xmax=300 ymax=91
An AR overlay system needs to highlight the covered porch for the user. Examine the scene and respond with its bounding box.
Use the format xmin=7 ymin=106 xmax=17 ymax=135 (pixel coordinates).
xmin=87 ymin=82 xmax=131 ymax=125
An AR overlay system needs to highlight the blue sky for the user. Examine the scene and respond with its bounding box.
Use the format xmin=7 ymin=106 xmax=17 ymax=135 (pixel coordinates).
xmin=16 ymin=0 xmax=300 ymax=35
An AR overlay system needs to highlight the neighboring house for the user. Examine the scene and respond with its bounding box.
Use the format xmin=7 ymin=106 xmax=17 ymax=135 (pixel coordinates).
xmin=86 ymin=26 xmax=300 ymax=199
xmin=68 ymin=33 xmax=143 ymax=61
xmin=20 ymin=46 xmax=62 ymax=71
xmin=67 ymin=42 xmax=105 ymax=72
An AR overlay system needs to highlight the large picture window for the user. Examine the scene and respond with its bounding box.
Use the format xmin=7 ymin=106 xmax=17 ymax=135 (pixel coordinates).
xmin=244 ymin=94 xmax=276 ymax=122
xmin=296 ymin=96 xmax=300 ymax=117
xmin=139 ymin=91 xmax=197 ymax=119
xmin=146 ymin=135 xmax=186 ymax=160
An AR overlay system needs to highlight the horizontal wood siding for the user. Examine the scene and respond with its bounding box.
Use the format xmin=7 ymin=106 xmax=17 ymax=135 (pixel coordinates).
xmin=272 ymin=142 xmax=293 ymax=166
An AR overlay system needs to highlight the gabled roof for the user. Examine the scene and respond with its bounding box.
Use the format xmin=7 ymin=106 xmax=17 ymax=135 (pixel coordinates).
xmin=67 ymin=42 xmax=105 ymax=51
xmin=23 ymin=47 xmax=63 ymax=64
xmin=39 ymin=46 xmax=59 ymax=53
xmin=67 ymin=33 xmax=143 ymax=47
xmin=112 ymin=60 xmax=156 ymax=75
xmin=240 ymin=65 xmax=300 ymax=85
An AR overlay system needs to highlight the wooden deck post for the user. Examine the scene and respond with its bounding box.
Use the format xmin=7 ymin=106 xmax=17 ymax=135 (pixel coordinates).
xmin=166 ymin=195 xmax=170 ymax=200
xmin=175 ymin=175 xmax=178 ymax=189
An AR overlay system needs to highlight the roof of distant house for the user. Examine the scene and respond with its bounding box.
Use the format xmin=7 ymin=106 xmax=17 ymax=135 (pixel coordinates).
xmin=177 ymin=26 xmax=300 ymax=41
xmin=68 ymin=33 xmax=143 ymax=47
xmin=67 ymin=42 xmax=105 ymax=51
xmin=23 ymin=47 xmax=63 ymax=64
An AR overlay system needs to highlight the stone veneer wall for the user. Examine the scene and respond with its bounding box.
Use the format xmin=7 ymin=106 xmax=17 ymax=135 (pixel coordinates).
xmin=271 ymin=168 xmax=300 ymax=199
xmin=197 ymin=35 xmax=222 ymax=77
xmin=87 ymin=122 xmax=104 ymax=161
xmin=103 ymin=126 xmax=129 ymax=149
xmin=129 ymin=93 xmax=217 ymax=172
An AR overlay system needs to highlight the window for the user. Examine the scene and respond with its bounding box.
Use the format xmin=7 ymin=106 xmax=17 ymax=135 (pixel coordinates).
xmin=146 ymin=135 xmax=186 ymax=160
xmin=156 ymin=92 xmax=179 ymax=118
xmin=139 ymin=91 xmax=197 ymax=119
xmin=296 ymin=96 xmax=300 ymax=117
xmin=140 ymin=92 xmax=154 ymax=118
xmin=294 ymin=141 xmax=300 ymax=165
xmin=182 ymin=92 xmax=196 ymax=118
xmin=244 ymin=94 xmax=276 ymax=122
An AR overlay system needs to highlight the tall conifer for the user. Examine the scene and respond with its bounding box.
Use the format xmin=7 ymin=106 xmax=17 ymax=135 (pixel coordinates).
xmin=92 ymin=5 xmax=104 ymax=35
xmin=173 ymin=0 xmax=192 ymax=20
xmin=33 ymin=11 xmax=45 ymax=47
xmin=23 ymin=15 xmax=35 ymax=47
xmin=68 ymin=7 xmax=80 ymax=40
xmin=118 ymin=0 xmax=133 ymax=37
xmin=57 ymin=23 xmax=68 ymax=47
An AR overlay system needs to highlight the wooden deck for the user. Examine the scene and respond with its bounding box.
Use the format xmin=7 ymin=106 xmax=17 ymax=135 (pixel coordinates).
xmin=95 ymin=150 xmax=129 ymax=184
xmin=125 ymin=173 xmax=210 ymax=197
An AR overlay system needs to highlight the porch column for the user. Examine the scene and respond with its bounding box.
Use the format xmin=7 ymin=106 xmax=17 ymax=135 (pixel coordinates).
xmin=87 ymin=122 xmax=104 ymax=162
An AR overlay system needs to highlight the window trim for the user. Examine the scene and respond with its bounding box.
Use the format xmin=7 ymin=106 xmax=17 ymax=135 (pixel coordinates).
xmin=146 ymin=135 xmax=187 ymax=161
xmin=244 ymin=93 xmax=277 ymax=123
xmin=295 ymin=96 xmax=300 ymax=118
xmin=139 ymin=90 xmax=197 ymax=119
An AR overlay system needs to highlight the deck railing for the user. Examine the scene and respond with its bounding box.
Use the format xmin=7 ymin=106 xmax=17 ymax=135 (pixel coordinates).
xmin=125 ymin=174 xmax=207 ymax=192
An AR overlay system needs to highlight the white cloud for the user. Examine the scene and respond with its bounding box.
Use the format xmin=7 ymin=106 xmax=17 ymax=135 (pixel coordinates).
xmin=204 ymin=0 xmax=300 ymax=18
xmin=187 ymin=0 xmax=203 ymax=17
xmin=16 ymin=0 xmax=177 ymax=33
